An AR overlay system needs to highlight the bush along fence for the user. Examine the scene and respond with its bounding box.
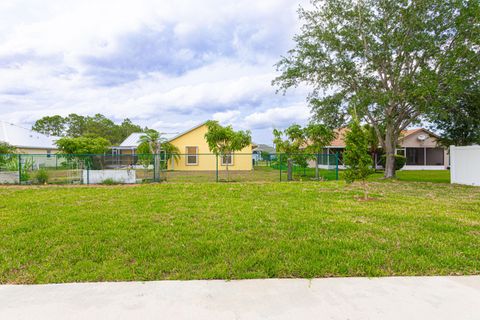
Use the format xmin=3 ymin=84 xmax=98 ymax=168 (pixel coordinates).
xmin=0 ymin=153 xmax=339 ymax=185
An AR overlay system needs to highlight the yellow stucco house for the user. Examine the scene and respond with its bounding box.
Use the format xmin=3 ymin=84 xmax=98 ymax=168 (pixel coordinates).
xmin=113 ymin=122 xmax=254 ymax=171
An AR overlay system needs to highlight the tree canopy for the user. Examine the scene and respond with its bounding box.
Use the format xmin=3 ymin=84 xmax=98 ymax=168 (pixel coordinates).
xmin=273 ymin=123 xmax=334 ymax=180
xmin=0 ymin=142 xmax=16 ymax=155
xmin=204 ymin=120 xmax=251 ymax=181
xmin=204 ymin=121 xmax=252 ymax=155
xmin=55 ymin=137 xmax=110 ymax=155
xmin=32 ymin=114 xmax=144 ymax=145
xmin=274 ymin=0 xmax=480 ymax=178
xmin=428 ymin=87 xmax=480 ymax=147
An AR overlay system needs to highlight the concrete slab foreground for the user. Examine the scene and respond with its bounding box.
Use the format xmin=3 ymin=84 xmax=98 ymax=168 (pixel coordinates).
xmin=1 ymin=276 xmax=479 ymax=320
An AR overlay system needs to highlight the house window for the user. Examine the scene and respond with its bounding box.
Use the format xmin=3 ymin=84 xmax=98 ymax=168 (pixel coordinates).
xmin=406 ymin=148 xmax=425 ymax=165
xmin=47 ymin=150 xmax=51 ymax=158
xmin=396 ymin=148 xmax=406 ymax=157
xmin=186 ymin=146 xmax=198 ymax=165
xmin=221 ymin=153 xmax=234 ymax=166
xmin=425 ymin=148 xmax=444 ymax=166
xmin=406 ymin=147 xmax=444 ymax=166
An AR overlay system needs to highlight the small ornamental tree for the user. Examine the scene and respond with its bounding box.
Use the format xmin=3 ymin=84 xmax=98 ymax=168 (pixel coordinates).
xmin=344 ymin=118 xmax=375 ymax=200
xmin=204 ymin=120 xmax=252 ymax=181
xmin=273 ymin=124 xmax=306 ymax=181
xmin=304 ymin=123 xmax=335 ymax=179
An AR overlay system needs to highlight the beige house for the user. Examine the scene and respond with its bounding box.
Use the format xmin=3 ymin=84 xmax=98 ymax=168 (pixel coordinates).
xmin=0 ymin=121 xmax=59 ymax=167
xmin=321 ymin=128 xmax=448 ymax=170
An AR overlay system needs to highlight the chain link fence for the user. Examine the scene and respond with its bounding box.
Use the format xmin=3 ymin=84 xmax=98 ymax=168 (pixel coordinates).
xmin=0 ymin=153 xmax=338 ymax=185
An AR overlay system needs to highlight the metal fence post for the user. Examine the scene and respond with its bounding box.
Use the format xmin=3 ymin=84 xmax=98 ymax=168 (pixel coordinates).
xmin=18 ymin=154 xmax=22 ymax=185
xmin=216 ymin=154 xmax=219 ymax=182
xmin=87 ymin=163 xmax=90 ymax=185
xmin=279 ymin=153 xmax=282 ymax=182
xmin=335 ymin=153 xmax=339 ymax=181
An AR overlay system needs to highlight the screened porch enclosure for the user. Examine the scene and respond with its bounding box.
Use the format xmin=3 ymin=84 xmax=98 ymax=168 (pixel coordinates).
xmin=397 ymin=147 xmax=445 ymax=166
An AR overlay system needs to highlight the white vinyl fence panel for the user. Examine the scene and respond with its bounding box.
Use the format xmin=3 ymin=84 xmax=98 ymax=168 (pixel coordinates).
xmin=0 ymin=172 xmax=19 ymax=184
xmin=450 ymin=146 xmax=480 ymax=186
xmin=82 ymin=170 xmax=136 ymax=184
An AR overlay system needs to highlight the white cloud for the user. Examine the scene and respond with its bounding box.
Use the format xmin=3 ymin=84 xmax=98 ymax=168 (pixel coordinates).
xmin=213 ymin=110 xmax=241 ymax=124
xmin=0 ymin=0 xmax=310 ymax=143
xmin=244 ymin=105 xmax=310 ymax=130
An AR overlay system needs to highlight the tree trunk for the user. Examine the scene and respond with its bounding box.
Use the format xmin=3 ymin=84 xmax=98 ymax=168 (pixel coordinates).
xmin=363 ymin=179 xmax=368 ymax=201
xmin=154 ymin=153 xmax=161 ymax=182
xmin=384 ymin=128 xmax=396 ymax=179
xmin=287 ymin=158 xmax=293 ymax=181
xmin=315 ymin=153 xmax=319 ymax=180
xmin=226 ymin=162 xmax=229 ymax=182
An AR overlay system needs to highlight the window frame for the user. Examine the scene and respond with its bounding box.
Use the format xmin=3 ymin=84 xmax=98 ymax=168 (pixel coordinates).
xmin=185 ymin=146 xmax=199 ymax=166
xmin=221 ymin=152 xmax=234 ymax=166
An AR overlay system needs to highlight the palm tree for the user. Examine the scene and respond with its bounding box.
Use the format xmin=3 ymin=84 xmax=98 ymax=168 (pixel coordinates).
xmin=139 ymin=130 xmax=163 ymax=154
xmin=139 ymin=130 xmax=164 ymax=181
xmin=161 ymin=142 xmax=180 ymax=169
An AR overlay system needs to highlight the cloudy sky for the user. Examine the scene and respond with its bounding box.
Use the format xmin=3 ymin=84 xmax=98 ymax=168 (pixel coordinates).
xmin=0 ymin=0 xmax=311 ymax=143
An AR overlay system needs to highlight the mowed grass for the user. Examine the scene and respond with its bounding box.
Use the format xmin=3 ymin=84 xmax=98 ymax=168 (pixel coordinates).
xmin=0 ymin=179 xmax=478 ymax=284
xmin=390 ymin=170 xmax=450 ymax=183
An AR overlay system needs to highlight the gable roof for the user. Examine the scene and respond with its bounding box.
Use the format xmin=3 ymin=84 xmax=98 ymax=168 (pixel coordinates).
xmin=117 ymin=121 xmax=254 ymax=148
xmin=167 ymin=121 xmax=208 ymax=142
xmin=329 ymin=128 xmax=349 ymax=147
xmin=119 ymin=133 xmax=145 ymax=147
xmin=117 ymin=131 xmax=181 ymax=148
xmin=0 ymin=121 xmax=59 ymax=149
xmin=400 ymin=128 xmax=440 ymax=140
xmin=253 ymin=143 xmax=275 ymax=153
xmin=324 ymin=127 xmax=439 ymax=148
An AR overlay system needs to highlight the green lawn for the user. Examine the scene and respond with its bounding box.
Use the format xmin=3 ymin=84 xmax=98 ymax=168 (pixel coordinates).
xmin=386 ymin=170 xmax=450 ymax=183
xmin=0 ymin=178 xmax=478 ymax=284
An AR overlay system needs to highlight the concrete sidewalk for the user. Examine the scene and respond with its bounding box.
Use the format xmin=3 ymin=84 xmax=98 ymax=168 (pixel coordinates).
xmin=1 ymin=276 xmax=479 ymax=320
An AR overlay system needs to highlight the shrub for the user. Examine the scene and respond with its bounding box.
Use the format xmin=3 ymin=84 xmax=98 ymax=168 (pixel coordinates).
xmin=101 ymin=178 xmax=119 ymax=185
xmin=380 ymin=154 xmax=407 ymax=171
xmin=35 ymin=169 xmax=49 ymax=184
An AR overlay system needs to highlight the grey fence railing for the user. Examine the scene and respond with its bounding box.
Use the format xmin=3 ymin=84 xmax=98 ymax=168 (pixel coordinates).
xmin=0 ymin=153 xmax=339 ymax=185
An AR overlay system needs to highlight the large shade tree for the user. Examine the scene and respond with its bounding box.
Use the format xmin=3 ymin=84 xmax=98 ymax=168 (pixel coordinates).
xmin=32 ymin=115 xmax=66 ymax=137
xmin=32 ymin=114 xmax=144 ymax=145
xmin=274 ymin=0 xmax=480 ymax=178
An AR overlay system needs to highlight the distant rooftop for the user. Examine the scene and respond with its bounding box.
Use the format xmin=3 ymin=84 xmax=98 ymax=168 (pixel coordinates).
xmin=0 ymin=121 xmax=59 ymax=149
xmin=253 ymin=143 xmax=275 ymax=153
xmin=118 ymin=132 xmax=179 ymax=148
